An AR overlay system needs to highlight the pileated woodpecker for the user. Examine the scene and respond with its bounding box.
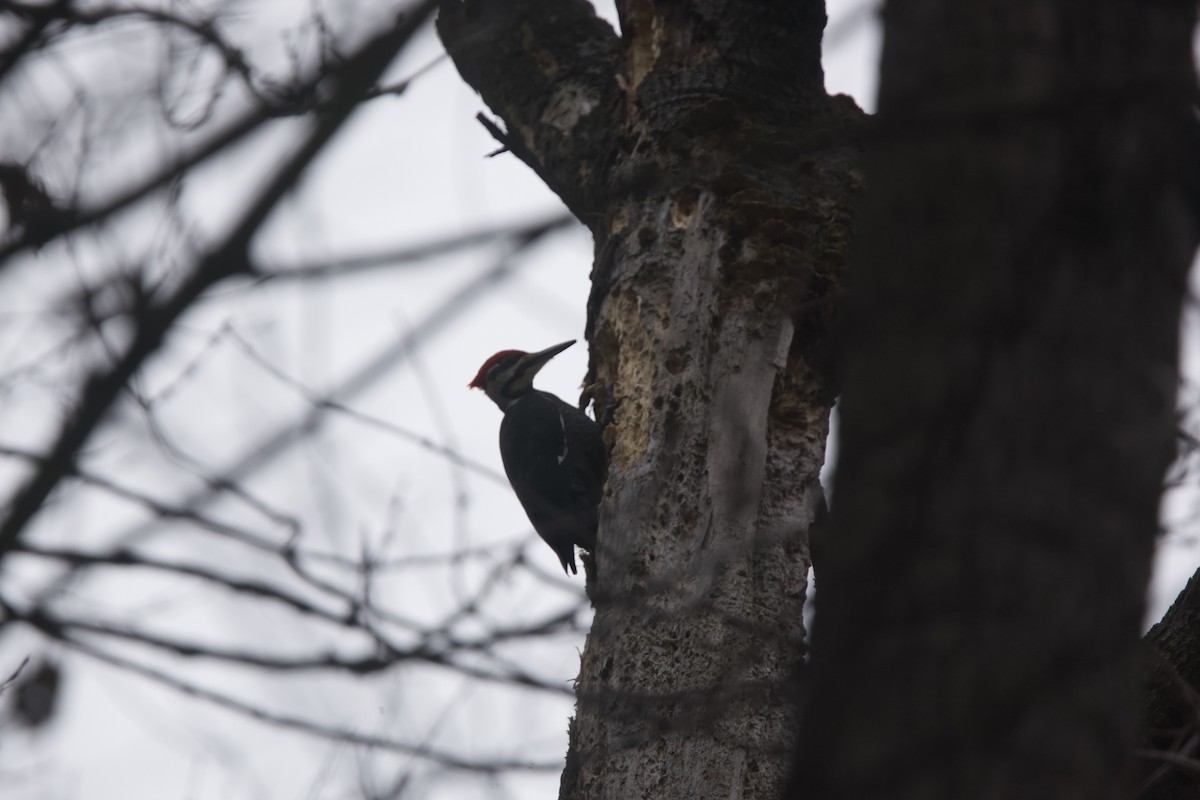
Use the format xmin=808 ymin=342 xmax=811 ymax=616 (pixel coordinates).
xmin=469 ymin=340 xmax=606 ymax=575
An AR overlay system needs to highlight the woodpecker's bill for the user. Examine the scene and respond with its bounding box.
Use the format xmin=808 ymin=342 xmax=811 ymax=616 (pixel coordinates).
xmin=469 ymin=340 xmax=606 ymax=575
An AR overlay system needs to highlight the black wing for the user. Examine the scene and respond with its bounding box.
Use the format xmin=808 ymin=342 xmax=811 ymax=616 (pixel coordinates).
xmin=499 ymin=391 xmax=605 ymax=574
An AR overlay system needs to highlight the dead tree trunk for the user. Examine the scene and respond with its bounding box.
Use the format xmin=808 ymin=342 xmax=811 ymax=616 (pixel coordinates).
xmin=439 ymin=1 xmax=861 ymax=798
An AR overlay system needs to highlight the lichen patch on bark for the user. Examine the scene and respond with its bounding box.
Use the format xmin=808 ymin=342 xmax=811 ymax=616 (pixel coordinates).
xmin=544 ymin=83 xmax=600 ymax=135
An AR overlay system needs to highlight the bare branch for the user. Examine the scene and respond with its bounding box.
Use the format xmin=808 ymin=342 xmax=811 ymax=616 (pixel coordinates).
xmin=11 ymin=571 xmax=580 ymax=693
xmin=104 ymin=240 xmax=550 ymax=554
xmin=0 ymin=2 xmax=440 ymax=267
xmin=32 ymin=626 xmax=564 ymax=771
xmin=0 ymin=656 xmax=30 ymax=694
xmin=0 ymin=2 xmax=439 ymax=557
xmin=250 ymin=213 xmax=574 ymax=283
xmin=5 ymin=2 xmax=261 ymax=100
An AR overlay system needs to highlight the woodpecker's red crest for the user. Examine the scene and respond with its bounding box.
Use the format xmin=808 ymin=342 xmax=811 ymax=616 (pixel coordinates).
xmin=468 ymin=340 xmax=577 ymax=412
xmin=468 ymin=350 xmax=522 ymax=389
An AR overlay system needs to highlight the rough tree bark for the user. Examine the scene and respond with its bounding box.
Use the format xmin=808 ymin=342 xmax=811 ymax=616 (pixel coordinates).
xmin=797 ymin=2 xmax=1200 ymax=799
xmin=439 ymin=1 xmax=861 ymax=798
xmin=441 ymin=0 xmax=1200 ymax=797
xmin=1142 ymin=567 xmax=1200 ymax=798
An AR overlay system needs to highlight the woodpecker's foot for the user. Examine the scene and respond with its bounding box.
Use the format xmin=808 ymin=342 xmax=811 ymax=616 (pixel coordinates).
xmin=579 ymin=380 xmax=602 ymax=416
xmin=581 ymin=380 xmax=620 ymax=427
xmin=580 ymin=548 xmax=597 ymax=593
xmin=598 ymin=383 xmax=620 ymax=428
